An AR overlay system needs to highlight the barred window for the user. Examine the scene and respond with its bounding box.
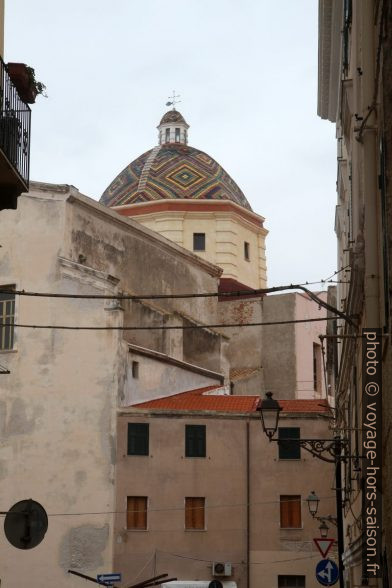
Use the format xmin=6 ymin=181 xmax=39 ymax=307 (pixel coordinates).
xmin=0 ymin=288 xmax=15 ymax=350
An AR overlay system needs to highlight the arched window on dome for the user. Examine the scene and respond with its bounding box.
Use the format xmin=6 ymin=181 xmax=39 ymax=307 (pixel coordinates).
xmin=175 ymin=128 xmax=180 ymax=142
xmin=165 ymin=128 xmax=170 ymax=143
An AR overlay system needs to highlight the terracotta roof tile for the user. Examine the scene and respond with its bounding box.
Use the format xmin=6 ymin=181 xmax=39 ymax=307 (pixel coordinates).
xmin=131 ymin=387 xmax=330 ymax=414
xmin=279 ymin=399 xmax=330 ymax=413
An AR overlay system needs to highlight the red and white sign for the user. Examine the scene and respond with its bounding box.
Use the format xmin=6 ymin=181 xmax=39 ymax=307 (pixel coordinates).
xmin=313 ymin=538 xmax=335 ymax=558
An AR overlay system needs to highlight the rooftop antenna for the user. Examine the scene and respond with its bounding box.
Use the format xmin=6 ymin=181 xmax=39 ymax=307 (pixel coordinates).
xmin=166 ymin=90 xmax=181 ymax=110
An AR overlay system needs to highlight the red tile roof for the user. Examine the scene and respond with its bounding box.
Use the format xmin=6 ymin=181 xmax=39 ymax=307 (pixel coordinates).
xmin=131 ymin=387 xmax=330 ymax=414
xmin=279 ymin=399 xmax=330 ymax=413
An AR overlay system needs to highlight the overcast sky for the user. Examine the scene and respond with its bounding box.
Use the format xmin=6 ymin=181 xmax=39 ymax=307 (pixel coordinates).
xmin=6 ymin=0 xmax=337 ymax=289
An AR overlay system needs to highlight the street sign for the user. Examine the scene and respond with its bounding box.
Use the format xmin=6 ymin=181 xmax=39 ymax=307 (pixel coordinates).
xmin=97 ymin=573 xmax=122 ymax=585
xmin=316 ymin=559 xmax=339 ymax=586
xmin=313 ymin=538 xmax=335 ymax=558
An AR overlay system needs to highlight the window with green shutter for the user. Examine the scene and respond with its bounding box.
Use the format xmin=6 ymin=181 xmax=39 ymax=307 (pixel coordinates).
xmin=127 ymin=423 xmax=149 ymax=456
xmin=278 ymin=427 xmax=300 ymax=460
xmin=185 ymin=425 xmax=206 ymax=458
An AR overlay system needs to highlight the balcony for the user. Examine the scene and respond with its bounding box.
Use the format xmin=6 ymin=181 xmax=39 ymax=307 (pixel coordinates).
xmin=0 ymin=57 xmax=31 ymax=210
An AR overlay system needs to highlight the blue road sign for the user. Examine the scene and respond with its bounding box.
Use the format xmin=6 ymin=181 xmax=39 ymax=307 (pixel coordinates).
xmin=316 ymin=559 xmax=339 ymax=586
xmin=97 ymin=573 xmax=122 ymax=585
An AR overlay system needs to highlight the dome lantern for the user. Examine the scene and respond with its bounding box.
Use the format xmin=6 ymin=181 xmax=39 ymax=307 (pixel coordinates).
xmin=157 ymin=109 xmax=189 ymax=145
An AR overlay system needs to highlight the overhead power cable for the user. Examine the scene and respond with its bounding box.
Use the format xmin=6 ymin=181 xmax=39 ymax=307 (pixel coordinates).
xmin=0 ymin=495 xmax=336 ymax=518
xmin=3 ymin=316 xmax=344 ymax=332
xmin=157 ymin=550 xmax=322 ymax=566
xmin=1 ymin=281 xmax=354 ymax=325
xmin=0 ymin=281 xmax=345 ymax=301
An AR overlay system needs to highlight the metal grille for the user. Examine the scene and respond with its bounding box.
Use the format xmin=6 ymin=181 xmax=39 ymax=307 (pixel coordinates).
xmin=0 ymin=57 xmax=31 ymax=187
xmin=0 ymin=291 xmax=15 ymax=350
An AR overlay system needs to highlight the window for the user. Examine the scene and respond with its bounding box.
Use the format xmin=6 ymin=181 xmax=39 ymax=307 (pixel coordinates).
xmin=132 ymin=361 xmax=139 ymax=378
xmin=244 ymin=241 xmax=250 ymax=261
xmin=165 ymin=128 xmax=170 ymax=142
xmin=0 ymin=288 xmax=15 ymax=350
xmin=313 ymin=343 xmax=322 ymax=393
xmin=127 ymin=423 xmax=149 ymax=455
xmin=278 ymin=575 xmax=305 ymax=588
xmin=185 ymin=425 xmax=206 ymax=457
xmin=193 ymin=233 xmax=205 ymax=251
xmin=175 ymin=127 xmax=180 ymax=142
xmin=185 ymin=497 xmax=205 ymax=530
xmin=127 ymin=496 xmax=147 ymax=530
xmin=280 ymin=495 xmax=301 ymax=528
xmin=278 ymin=427 xmax=300 ymax=460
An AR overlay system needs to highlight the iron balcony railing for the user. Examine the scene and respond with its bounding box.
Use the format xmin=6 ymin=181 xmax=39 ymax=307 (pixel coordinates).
xmin=0 ymin=57 xmax=31 ymax=188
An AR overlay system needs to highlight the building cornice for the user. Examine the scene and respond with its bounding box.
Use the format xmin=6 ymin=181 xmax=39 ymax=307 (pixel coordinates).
xmin=112 ymin=198 xmax=267 ymax=231
xmin=318 ymin=0 xmax=343 ymax=121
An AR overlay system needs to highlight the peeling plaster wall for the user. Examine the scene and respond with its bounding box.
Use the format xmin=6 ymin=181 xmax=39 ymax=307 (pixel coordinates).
xmin=123 ymin=351 xmax=222 ymax=405
xmin=0 ymin=190 xmax=118 ymax=587
xmin=0 ymin=184 xmax=226 ymax=588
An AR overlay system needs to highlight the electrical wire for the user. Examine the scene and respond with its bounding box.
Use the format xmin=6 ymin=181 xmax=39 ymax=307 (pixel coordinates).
xmin=0 ymin=282 xmax=347 ymax=301
xmin=156 ymin=550 xmax=321 ymax=567
xmin=321 ymin=265 xmax=351 ymax=282
xmin=2 ymin=316 xmax=345 ymax=332
xmin=0 ymin=496 xmax=336 ymax=518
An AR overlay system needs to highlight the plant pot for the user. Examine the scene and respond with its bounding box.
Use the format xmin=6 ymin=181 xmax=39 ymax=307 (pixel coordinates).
xmin=6 ymin=62 xmax=37 ymax=104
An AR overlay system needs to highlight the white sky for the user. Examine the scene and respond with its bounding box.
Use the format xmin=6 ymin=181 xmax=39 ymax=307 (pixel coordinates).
xmin=6 ymin=0 xmax=338 ymax=288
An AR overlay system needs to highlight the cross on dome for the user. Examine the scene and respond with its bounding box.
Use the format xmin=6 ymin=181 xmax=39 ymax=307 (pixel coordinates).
xmin=166 ymin=90 xmax=181 ymax=110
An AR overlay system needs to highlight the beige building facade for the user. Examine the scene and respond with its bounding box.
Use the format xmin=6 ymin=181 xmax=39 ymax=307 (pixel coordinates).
xmin=116 ymin=390 xmax=336 ymax=588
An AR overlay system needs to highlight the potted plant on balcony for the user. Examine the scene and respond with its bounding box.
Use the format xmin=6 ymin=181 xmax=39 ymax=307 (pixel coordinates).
xmin=6 ymin=63 xmax=47 ymax=104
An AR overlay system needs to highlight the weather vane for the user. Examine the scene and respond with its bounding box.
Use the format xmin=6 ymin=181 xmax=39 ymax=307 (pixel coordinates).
xmin=166 ymin=90 xmax=181 ymax=110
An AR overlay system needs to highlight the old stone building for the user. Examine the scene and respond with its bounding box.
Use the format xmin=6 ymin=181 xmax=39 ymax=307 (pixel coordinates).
xmin=318 ymin=0 xmax=392 ymax=585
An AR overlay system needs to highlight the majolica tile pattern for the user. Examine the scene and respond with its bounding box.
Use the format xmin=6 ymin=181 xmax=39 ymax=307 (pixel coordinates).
xmin=100 ymin=144 xmax=252 ymax=211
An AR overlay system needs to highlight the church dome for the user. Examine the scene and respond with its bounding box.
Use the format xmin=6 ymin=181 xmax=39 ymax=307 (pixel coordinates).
xmin=100 ymin=109 xmax=252 ymax=211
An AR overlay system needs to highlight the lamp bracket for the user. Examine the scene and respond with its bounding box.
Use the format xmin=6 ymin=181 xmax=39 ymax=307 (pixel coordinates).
xmin=274 ymin=438 xmax=349 ymax=463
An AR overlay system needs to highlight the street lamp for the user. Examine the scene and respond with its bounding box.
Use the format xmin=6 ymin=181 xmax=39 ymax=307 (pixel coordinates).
xmin=258 ymin=391 xmax=281 ymax=440
xmin=306 ymin=491 xmax=320 ymax=517
xmin=258 ymin=392 xmax=346 ymax=588
xmin=319 ymin=520 xmax=329 ymax=539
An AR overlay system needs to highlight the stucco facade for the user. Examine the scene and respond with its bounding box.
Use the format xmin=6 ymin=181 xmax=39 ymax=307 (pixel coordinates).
xmin=115 ymin=398 xmax=336 ymax=588
xmin=261 ymin=292 xmax=332 ymax=402
xmin=0 ymin=182 xmax=230 ymax=588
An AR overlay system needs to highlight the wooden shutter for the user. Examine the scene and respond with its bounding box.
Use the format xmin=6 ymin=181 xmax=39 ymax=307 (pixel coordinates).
xmin=280 ymin=495 xmax=301 ymax=528
xmin=185 ymin=497 xmax=205 ymax=529
xmin=127 ymin=496 xmax=147 ymax=529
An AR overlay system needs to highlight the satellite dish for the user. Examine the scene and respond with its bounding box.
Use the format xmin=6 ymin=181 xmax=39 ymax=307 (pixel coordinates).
xmin=166 ymin=101 xmax=173 ymax=106
xmin=4 ymin=499 xmax=48 ymax=549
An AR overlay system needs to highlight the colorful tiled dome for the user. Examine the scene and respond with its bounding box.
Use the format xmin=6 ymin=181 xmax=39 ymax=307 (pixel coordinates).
xmin=100 ymin=142 xmax=251 ymax=210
